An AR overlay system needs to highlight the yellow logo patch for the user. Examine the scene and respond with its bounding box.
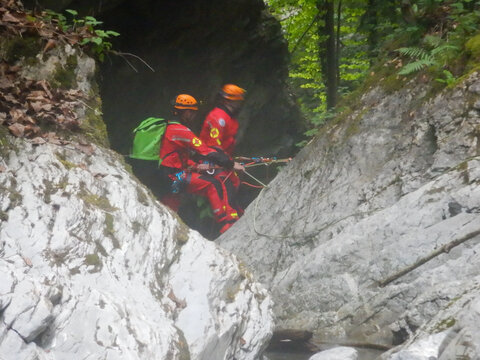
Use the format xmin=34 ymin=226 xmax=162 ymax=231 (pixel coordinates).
xmin=210 ymin=128 xmax=220 ymax=138
xmin=192 ymin=137 xmax=202 ymax=147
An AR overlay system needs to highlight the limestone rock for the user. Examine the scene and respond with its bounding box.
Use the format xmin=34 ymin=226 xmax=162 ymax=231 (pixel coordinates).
xmin=309 ymin=347 xmax=358 ymax=360
xmin=219 ymin=71 xmax=480 ymax=354
xmin=384 ymin=332 xmax=449 ymax=360
xmin=0 ymin=136 xmax=273 ymax=360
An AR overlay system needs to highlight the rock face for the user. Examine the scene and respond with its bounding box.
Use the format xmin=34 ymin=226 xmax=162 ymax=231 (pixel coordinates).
xmin=0 ymin=135 xmax=273 ymax=359
xmin=219 ymin=72 xmax=480 ymax=355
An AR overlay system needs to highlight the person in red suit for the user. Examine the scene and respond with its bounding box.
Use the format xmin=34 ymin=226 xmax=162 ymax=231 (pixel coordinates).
xmin=159 ymin=94 xmax=239 ymax=233
xmin=200 ymin=84 xmax=246 ymax=218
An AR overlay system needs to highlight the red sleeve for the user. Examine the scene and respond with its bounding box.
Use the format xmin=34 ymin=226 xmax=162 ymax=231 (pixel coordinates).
xmin=167 ymin=124 xmax=215 ymax=157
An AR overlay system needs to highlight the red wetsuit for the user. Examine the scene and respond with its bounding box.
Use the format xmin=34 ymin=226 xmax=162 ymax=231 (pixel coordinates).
xmin=200 ymin=106 xmax=242 ymax=214
xmin=200 ymin=106 xmax=238 ymax=156
xmin=159 ymin=121 xmax=238 ymax=230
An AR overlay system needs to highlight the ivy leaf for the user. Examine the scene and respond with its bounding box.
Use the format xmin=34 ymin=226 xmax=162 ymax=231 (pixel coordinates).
xmin=65 ymin=9 xmax=78 ymax=16
xmin=91 ymin=37 xmax=102 ymax=45
xmin=106 ymin=30 xmax=120 ymax=37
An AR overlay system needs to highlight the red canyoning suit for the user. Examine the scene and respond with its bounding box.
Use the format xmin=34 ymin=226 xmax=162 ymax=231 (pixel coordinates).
xmin=200 ymin=106 xmax=239 ymax=156
xmin=200 ymin=105 xmax=242 ymax=213
xmin=159 ymin=121 xmax=238 ymax=229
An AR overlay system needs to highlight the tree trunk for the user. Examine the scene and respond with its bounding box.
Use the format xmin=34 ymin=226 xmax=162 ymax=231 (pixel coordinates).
xmin=317 ymin=0 xmax=337 ymax=110
xmin=366 ymin=0 xmax=379 ymax=62
xmin=336 ymin=0 xmax=342 ymax=86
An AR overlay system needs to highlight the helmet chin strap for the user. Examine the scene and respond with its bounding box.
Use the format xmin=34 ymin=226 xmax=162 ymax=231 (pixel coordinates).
xmin=223 ymin=101 xmax=242 ymax=116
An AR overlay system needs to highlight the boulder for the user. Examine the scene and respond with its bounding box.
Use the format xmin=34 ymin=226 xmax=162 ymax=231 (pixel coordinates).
xmin=309 ymin=346 xmax=358 ymax=360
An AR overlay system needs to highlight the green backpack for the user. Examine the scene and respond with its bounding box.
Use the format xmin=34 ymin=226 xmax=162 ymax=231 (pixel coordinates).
xmin=130 ymin=117 xmax=169 ymax=162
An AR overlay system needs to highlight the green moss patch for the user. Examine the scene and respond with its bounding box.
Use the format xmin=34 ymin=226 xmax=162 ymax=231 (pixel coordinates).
xmin=80 ymin=191 xmax=118 ymax=212
xmin=466 ymin=34 xmax=480 ymax=59
xmin=79 ymin=92 xmax=109 ymax=147
xmin=51 ymin=56 xmax=78 ymax=89
xmin=84 ymin=253 xmax=100 ymax=266
xmin=0 ymin=36 xmax=41 ymax=63
xmin=55 ymin=151 xmax=77 ymax=170
xmin=434 ymin=317 xmax=456 ymax=333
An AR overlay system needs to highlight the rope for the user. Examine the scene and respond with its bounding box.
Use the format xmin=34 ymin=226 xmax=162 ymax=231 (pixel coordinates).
xmin=241 ymin=181 xmax=264 ymax=189
xmin=242 ymin=169 xmax=269 ymax=188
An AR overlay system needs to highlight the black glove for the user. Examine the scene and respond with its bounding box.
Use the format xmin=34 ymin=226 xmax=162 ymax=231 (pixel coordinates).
xmin=206 ymin=151 xmax=234 ymax=169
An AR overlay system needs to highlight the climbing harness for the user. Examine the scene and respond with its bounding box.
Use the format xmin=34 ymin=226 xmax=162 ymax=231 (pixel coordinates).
xmin=171 ymin=170 xmax=188 ymax=193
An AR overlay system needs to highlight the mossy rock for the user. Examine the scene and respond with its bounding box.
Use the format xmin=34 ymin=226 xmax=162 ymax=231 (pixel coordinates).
xmin=84 ymin=253 xmax=102 ymax=270
xmin=466 ymin=34 xmax=480 ymax=59
xmin=0 ymin=126 xmax=16 ymax=159
xmin=0 ymin=36 xmax=41 ymax=63
xmin=79 ymin=92 xmax=109 ymax=147
xmin=51 ymin=55 xmax=78 ymax=89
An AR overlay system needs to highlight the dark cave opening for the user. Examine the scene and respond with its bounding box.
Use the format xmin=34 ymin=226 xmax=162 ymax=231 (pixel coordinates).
xmin=24 ymin=0 xmax=304 ymax=237
xmin=97 ymin=1 xmax=303 ymax=237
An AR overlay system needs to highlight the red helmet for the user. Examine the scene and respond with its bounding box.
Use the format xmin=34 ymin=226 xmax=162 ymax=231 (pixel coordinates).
xmin=219 ymin=84 xmax=246 ymax=101
xmin=173 ymin=94 xmax=198 ymax=110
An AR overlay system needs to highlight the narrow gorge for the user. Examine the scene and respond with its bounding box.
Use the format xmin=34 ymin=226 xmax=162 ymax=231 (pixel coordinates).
xmin=1 ymin=0 xmax=480 ymax=359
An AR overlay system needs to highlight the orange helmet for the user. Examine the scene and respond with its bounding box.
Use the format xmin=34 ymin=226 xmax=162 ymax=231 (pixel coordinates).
xmin=219 ymin=84 xmax=246 ymax=101
xmin=173 ymin=94 xmax=198 ymax=110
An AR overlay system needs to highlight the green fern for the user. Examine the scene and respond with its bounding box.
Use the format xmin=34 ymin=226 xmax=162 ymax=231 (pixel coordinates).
xmin=397 ymin=47 xmax=430 ymax=60
xmin=397 ymin=36 xmax=460 ymax=76
xmin=399 ymin=58 xmax=437 ymax=75
xmin=430 ymin=44 xmax=459 ymax=58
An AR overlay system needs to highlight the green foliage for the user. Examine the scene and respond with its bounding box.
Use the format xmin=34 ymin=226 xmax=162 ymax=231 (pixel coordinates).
xmin=42 ymin=9 xmax=120 ymax=62
xmin=435 ymin=69 xmax=456 ymax=86
xmin=80 ymin=29 xmax=120 ymax=62
xmin=267 ymin=0 xmax=371 ymax=137
xmin=397 ymin=35 xmax=460 ymax=75
xmin=465 ymin=34 xmax=480 ymax=58
xmin=196 ymin=196 xmax=213 ymax=219
xmin=266 ymin=0 xmax=480 ymax=146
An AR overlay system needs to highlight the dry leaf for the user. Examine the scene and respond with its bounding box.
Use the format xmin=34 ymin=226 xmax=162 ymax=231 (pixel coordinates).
xmin=24 ymin=124 xmax=40 ymax=137
xmin=66 ymin=34 xmax=81 ymax=45
xmin=45 ymin=133 xmax=62 ymax=145
xmin=42 ymin=39 xmax=56 ymax=53
xmin=38 ymin=27 xmax=54 ymax=38
xmin=37 ymin=80 xmax=52 ymax=98
xmin=3 ymin=93 xmax=19 ymax=103
xmin=7 ymin=65 xmax=21 ymax=73
xmin=30 ymin=136 xmax=46 ymax=145
xmin=0 ymin=77 xmax=13 ymax=89
xmin=9 ymin=108 xmax=24 ymax=121
xmin=23 ymin=115 xmax=36 ymax=125
xmin=2 ymin=11 xmax=21 ymax=23
xmin=0 ymin=165 xmax=6 ymax=172
xmin=28 ymin=90 xmax=48 ymax=98
xmin=30 ymin=101 xmax=43 ymax=112
xmin=8 ymin=122 xmax=25 ymax=137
